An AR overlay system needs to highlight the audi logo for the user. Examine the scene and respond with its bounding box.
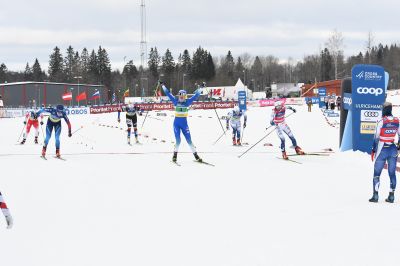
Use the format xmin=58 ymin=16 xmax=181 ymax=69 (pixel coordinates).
xmin=356 ymin=87 xmax=383 ymax=96
xmin=363 ymin=111 xmax=379 ymax=117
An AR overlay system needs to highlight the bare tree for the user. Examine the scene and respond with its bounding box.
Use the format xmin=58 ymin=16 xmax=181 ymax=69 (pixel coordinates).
xmin=365 ymin=31 xmax=375 ymax=64
xmin=326 ymin=29 xmax=344 ymax=80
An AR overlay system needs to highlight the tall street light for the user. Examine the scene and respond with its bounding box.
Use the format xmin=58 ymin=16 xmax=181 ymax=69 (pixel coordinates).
xmin=74 ymin=76 xmax=82 ymax=106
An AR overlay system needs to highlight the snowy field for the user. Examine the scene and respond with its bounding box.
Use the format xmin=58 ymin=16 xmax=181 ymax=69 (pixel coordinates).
xmin=0 ymin=103 xmax=399 ymax=266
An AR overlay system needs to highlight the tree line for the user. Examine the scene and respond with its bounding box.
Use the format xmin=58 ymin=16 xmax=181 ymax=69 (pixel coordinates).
xmin=0 ymin=32 xmax=399 ymax=98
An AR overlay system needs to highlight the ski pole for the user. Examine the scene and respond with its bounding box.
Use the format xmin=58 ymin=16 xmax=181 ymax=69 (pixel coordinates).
xmin=71 ymin=126 xmax=84 ymax=135
xmin=17 ymin=123 xmax=26 ymax=143
xmin=141 ymin=110 xmax=149 ymax=129
xmin=40 ymin=124 xmax=45 ymax=140
xmin=238 ymin=112 xmax=295 ymax=158
xmin=238 ymin=126 xmax=276 ymax=158
xmin=213 ymin=130 xmax=227 ymax=145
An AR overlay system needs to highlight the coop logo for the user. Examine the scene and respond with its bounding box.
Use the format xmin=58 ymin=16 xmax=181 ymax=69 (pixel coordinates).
xmin=356 ymin=71 xmax=364 ymax=79
xmin=385 ymin=129 xmax=397 ymax=134
xmin=343 ymin=97 xmax=352 ymax=105
xmin=361 ymin=110 xmax=381 ymax=122
xmin=356 ymin=87 xmax=383 ymax=96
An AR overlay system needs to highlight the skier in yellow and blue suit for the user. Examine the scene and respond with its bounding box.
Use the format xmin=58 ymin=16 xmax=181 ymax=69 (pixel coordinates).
xmin=160 ymin=81 xmax=204 ymax=163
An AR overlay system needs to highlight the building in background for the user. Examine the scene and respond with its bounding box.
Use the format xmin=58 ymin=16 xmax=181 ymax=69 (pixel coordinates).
xmin=271 ymin=83 xmax=304 ymax=98
xmin=0 ymin=81 xmax=105 ymax=108
xmin=301 ymin=80 xmax=342 ymax=98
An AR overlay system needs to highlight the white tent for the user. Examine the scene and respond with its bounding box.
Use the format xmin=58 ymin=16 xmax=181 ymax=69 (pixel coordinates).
xmin=202 ymin=79 xmax=252 ymax=100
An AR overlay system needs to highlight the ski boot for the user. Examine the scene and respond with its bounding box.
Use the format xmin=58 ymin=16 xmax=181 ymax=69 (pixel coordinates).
xmin=41 ymin=146 xmax=47 ymax=157
xmin=34 ymin=136 xmax=38 ymax=144
xmin=295 ymin=146 xmax=305 ymax=155
xmin=172 ymin=152 xmax=178 ymax=163
xmin=56 ymin=149 xmax=61 ymax=158
xmin=282 ymin=151 xmax=288 ymax=160
xmin=20 ymin=138 xmax=26 ymax=145
xmin=135 ymin=136 xmax=139 ymax=144
xmin=237 ymin=139 xmax=241 ymax=146
xmin=232 ymin=137 xmax=237 ymax=146
xmin=127 ymin=136 xmax=131 ymax=145
xmin=385 ymin=192 xmax=395 ymax=203
xmin=194 ymin=152 xmax=203 ymax=163
xmin=369 ymin=192 xmax=379 ymax=203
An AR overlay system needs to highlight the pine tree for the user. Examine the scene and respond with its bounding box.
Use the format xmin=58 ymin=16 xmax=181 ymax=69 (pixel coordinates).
xmin=64 ymin=45 xmax=76 ymax=82
xmin=97 ymin=46 xmax=112 ymax=88
xmin=0 ymin=63 xmax=7 ymax=83
xmin=48 ymin=46 xmax=64 ymax=82
xmin=162 ymin=49 xmax=175 ymax=76
xmin=251 ymin=56 xmax=263 ymax=90
xmin=222 ymin=50 xmax=235 ymax=78
xmin=148 ymin=47 xmax=161 ymax=78
xmin=123 ymin=60 xmax=138 ymax=89
xmin=24 ymin=63 xmax=33 ymax=81
xmin=32 ymin=58 xmax=43 ymax=81
xmin=88 ymin=49 xmax=99 ymax=83
xmin=205 ymin=52 xmax=215 ymax=80
xmin=80 ymin=48 xmax=90 ymax=82
xmin=235 ymin=57 xmax=245 ymax=79
xmin=320 ymin=48 xmax=333 ymax=81
xmin=181 ymin=49 xmax=192 ymax=75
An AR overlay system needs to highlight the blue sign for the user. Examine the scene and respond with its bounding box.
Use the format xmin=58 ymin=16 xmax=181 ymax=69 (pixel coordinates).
xmin=327 ymin=113 xmax=339 ymax=117
xmin=305 ymin=97 xmax=319 ymax=105
xmin=318 ymin=87 xmax=327 ymax=108
xmin=238 ymin=91 xmax=247 ymax=111
xmin=351 ymin=65 xmax=385 ymax=153
xmin=343 ymin=93 xmax=352 ymax=110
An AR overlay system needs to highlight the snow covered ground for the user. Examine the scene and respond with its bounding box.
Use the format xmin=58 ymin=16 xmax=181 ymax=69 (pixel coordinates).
xmin=0 ymin=103 xmax=399 ymax=266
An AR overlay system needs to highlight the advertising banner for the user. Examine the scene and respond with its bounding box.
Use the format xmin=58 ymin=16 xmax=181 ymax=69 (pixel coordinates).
xmin=238 ymin=91 xmax=247 ymax=110
xmin=351 ymin=64 xmax=386 ymax=153
xmin=65 ymin=107 xmax=90 ymax=115
xmin=343 ymin=93 xmax=352 ymax=110
xmin=318 ymin=88 xmax=327 ymax=108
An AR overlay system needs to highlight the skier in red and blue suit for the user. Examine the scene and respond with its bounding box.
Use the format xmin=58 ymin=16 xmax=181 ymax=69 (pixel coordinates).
xmin=369 ymin=102 xmax=400 ymax=203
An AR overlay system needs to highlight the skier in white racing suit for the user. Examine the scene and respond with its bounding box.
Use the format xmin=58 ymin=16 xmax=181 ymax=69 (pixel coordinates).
xmin=226 ymin=106 xmax=247 ymax=145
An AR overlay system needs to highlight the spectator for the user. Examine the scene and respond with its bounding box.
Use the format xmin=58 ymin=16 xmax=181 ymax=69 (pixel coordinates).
xmin=329 ymin=96 xmax=336 ymax=110
xmin=307 ymin=98 xmax=312 ymax=112
xmin=336 ymin=96 xmax=341 ymax=111
xmin=324 ymin=96 xmax=329 ymax=109
xmin=0 ymin=95 xmax=4 ymax=118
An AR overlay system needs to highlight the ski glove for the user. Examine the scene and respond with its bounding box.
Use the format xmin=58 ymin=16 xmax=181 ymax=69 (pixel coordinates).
xmin=40 ymin=121 xmax=44 ymax=125
xmin=243 ymin=122 xmax=247 ymax=128
xmin=201 ymin=82 xmax=206 ymax=88
xmin=291 ymin=107 xmax=297 ymax=113
xmin=23 ymin=121 xmax=26 ymax=125
xmin=158 ymin=80 xmax=164 ymax=86
xmin=397 ymin=142 xmax=400 ymax=150
xmin=68 ymin=130 xmax=72 ymax=137
xmin=371 ymin=150 xmax=375 ymax=162
xmin=270 ymin=121 xmax=275 ymax=126
xmin=5 ymin=215 xmax=13 ymax=229
xmin=118 ymin=118 xmax=121 ymax=123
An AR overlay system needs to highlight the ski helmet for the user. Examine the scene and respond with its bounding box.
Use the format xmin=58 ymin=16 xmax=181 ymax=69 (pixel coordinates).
xmin=382 ymin=101 xmax=393 ymax=117
xmin=274 ymin=100 xmax=283 ymax=109
xmin=56 ymin=104 xmax=64 ymax=113
xmin=178 ymin=90 xmax=187 ymax=102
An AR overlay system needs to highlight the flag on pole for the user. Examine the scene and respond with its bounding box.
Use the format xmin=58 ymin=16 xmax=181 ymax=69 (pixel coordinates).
xmin=123 ymin=89 xmax=129 ymax=98
xmin=90 ymin=91 xmax=100 ymax=100
xmin=62 ymin=92 xmax=72 ymax=101
xmin=76 ymin=92 xmax=87 ymax=101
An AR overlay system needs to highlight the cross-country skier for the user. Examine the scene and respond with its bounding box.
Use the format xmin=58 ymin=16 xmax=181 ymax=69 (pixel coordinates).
xmin=118 ymin=103 xmax=141 ymax=144
xmin=36 ymin=104 xmax=72 ymax=158
xmin=0 ymin=191 xmax=13 ymax=229
xmin=160 ymin=81 xmax=204 ymax=163
xmin=369 ymin=102 xmax=400 ymax=203
xmin=226 ymin=106 xmax=247 ymax=145
xmin=20 ymin=110 xmax=44 ymax=145
xmin=270 ymin=100 xmax=305 ymax=159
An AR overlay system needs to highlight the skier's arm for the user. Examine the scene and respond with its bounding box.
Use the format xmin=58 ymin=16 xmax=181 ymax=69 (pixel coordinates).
xmin=371 ymin=120 xmax=383 ymax=161
xmin=0 ymin=192 xmax=13 ymax=229
xmin=287 ymin=106 xmax=296 ymax=113
xmin=63 ymin=113 xmax=72 ymax=136
xmin=243 ymin=112 xmax=247 ymax=127
xmin=269 ymin=111 xmax=275 ymax=125
xmin=36 ymin=108 xmax=52 ymax=116
xmin=117 ymin=106 xmax=125 ymax=122
xmin=161 ymin=85 xmax=177 ymax=105
xmin=226 ymin=112 xmax=232 ymax=129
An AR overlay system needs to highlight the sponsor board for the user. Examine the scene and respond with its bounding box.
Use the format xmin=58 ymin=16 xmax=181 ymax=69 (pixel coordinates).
xmin=259 ymin=98 xmax=287 ymax=107
xmin=360 ymin=122 xmax=376 ymax=134
xmin=324 ymin=110 xmax=335 ymax=114
xmin=156 ymin=113 xmax=167 ymax=117
xmin=65 ymin=107 xmax=89 ymax=115
xmin=327 ymin=113 xmax=340 ymax=117
xmin=2 ymin=109 xmax=26 ymax=117
xmin=360 ymin=110 xmax=381 ymax=122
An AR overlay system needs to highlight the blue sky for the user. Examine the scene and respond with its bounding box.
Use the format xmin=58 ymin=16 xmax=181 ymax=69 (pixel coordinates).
xmin=0 ymin=0 xmax=399 ymax=71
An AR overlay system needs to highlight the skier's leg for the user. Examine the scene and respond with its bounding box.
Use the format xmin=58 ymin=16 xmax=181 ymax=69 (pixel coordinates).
xmin=386 ymin=146 xmax=397 ymax=203
xmin=370 ymin=149 xmax=386 ymax=202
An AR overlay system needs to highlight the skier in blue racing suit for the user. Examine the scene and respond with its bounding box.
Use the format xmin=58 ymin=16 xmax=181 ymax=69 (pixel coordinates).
xmin=36 ymin=104 xmax=72 ymax=158
xmin=160 ymin=81 xmax=204 ymax=163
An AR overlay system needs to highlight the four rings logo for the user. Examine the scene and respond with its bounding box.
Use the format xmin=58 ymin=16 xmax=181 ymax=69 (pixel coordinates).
xmin=356 ymin=87 xmax=383 ymax=96
xmin=363 ymin=111 xmax=379 ymax=118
